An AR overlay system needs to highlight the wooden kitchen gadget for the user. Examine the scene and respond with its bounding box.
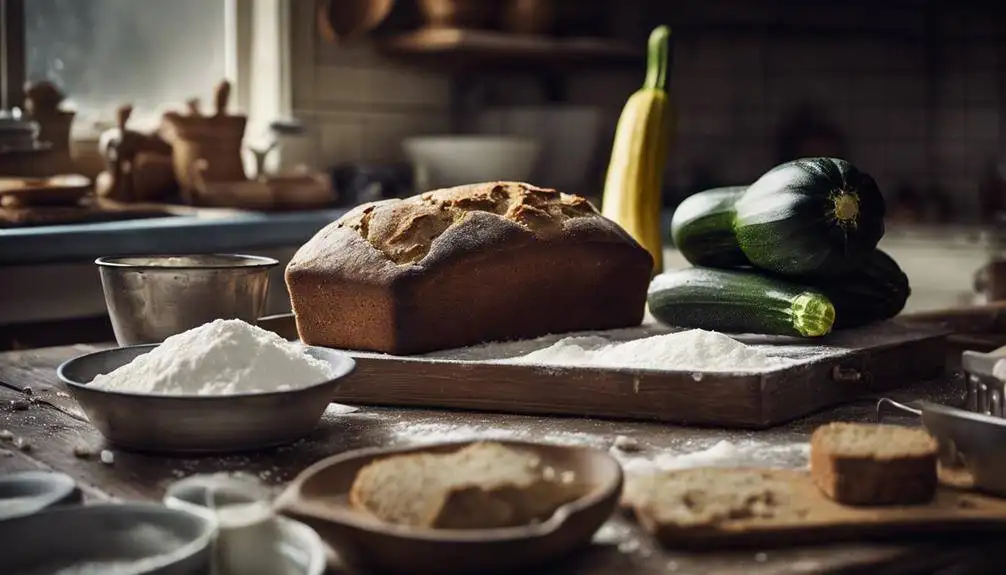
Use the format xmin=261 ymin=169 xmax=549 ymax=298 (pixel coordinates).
xmin=621 ymin=467 xmax=1006 ymax=550
xmin=258 ymin=315 xmax=948 ymax=429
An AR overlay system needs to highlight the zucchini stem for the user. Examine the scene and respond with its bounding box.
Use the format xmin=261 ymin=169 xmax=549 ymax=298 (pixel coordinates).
xmin=644 ymin=26 xmax=671 ymax=92
xmin=791 ymin=293 xmax=835 ymax=337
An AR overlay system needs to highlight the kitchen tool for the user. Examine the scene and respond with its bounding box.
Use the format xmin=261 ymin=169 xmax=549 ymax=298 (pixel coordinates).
xmin=259 ymin=314 xmax=947 ymax=429
xmin=416 ymin=0 xmax=496 ymax=29
xmin=477 ymin=106 xmax=602 ymax=191
xmin=165 ymin=473 xmax=327 ymax=575
xmin=0 ymin=502 xmax=215 ymax=574
xmin=275 ymin=440 xmax=622 ymax=575
xmin=317 ymin=0 xmax=394 ymax=43
xmin=160 ymin=80 xmax=248 ymax=199
xmin=0 ymin=471 xmax=82 ymax=521
xmin=623 ymin=467 xmax=1006 ymax=550
xmin=95 ymin=253 xmax=278 ymax=346
xmin=56 ymin=343 xmax=356 ymax=453
xmin=96 ymin=104 xmax=177 ymax=203
xmin=0 ymin=173 xmax=91 ymax=207
xmin=961 ymin=343 xmax=1006 ymax=416
xmin=876 ymin=397 xmax=1006 ymax=498
xmin=403 ymin=136 xmax=539 ymax=190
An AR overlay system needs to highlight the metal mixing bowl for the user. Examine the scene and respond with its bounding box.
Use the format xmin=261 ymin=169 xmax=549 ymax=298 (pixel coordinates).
xmin=57 ymin=344 xmax=356 ymax=453
xmin=96 ymin=254 xmax=279 ymax=346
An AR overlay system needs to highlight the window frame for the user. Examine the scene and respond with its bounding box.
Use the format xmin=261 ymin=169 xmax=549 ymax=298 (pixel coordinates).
xmin=2 ymin=0 xmax=291 ymax=143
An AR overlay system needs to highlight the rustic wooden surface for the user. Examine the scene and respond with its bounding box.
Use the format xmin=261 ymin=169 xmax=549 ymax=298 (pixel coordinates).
xmin=0 ymin=344 xmax=1003 ymax=574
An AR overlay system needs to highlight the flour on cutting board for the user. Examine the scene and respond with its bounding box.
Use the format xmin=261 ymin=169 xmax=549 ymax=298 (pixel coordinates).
xmin=416 ymin=320 xmax=885 ymax=372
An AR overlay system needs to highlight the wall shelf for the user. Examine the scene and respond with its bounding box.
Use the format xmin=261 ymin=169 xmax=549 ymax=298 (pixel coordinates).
xmin=375 ymin=28 xmax=643 ymax=73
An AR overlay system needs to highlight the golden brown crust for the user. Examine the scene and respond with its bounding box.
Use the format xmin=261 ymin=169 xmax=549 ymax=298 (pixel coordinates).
xmin=809 ymin=423 xmax=938 ymax=506
xmin=286 ymin=181 xmax=653 ymax=354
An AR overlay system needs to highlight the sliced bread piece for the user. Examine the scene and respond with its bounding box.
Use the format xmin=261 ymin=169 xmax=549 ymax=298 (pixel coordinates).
xmin=810 ymin=422 xmax=938 ymax=506
xmin=625 ymin=468 xmax=806 ymax=529
xmin=348 ymin=442 xmax=582 ymax=529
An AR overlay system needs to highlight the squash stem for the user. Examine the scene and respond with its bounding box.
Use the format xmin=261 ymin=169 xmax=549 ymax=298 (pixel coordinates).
xmin=791 ymin=293 xmax=835 ymax=337
xmin=832 ymin=193 xmax=860 ymax=223
xmin=643 ymin=26 xmax=671 ymax=92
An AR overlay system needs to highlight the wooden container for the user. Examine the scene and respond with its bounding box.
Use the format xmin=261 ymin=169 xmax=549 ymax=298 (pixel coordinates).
xmin=159 ymin=81 xmax=247 ymax=202
xmin=417 ymin=0 xmax=498 ymax=29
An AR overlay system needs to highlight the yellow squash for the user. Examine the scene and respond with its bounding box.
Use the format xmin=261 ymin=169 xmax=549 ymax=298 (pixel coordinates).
xmin=601 ymin=25 xmax=673 ymax=274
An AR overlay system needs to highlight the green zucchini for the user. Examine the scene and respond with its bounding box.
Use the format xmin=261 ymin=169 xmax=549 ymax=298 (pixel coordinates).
xmin=803 ymin=249 xmax=910 ymax=329
xmin=647 ymin=267 xmax=835 ymax=338
xmin=670 ymin=186 xmax=749 ymax=269
xmin=733 ymin=157 xmax=886 ymax=277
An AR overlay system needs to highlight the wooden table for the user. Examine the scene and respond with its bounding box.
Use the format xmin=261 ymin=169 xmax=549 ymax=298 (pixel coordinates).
xmin=0 ymin=344 xmax=1001 ymax=574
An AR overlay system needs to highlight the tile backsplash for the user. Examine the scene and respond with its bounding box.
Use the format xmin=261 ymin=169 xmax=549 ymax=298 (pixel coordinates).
xmin=290 ymin=1 xmax=1005 ymax=222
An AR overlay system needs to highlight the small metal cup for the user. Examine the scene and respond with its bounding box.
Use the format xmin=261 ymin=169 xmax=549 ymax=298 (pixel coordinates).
xmin=95 ymin=254 xmax=279 ymax=346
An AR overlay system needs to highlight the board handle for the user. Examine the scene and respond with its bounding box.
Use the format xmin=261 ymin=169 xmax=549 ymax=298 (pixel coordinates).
xmin=831 ymin=365 xmax=864 ymax=383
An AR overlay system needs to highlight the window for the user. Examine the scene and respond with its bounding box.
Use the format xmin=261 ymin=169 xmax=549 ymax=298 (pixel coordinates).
xmin=22 ymin=0 xmax=230 ymax=135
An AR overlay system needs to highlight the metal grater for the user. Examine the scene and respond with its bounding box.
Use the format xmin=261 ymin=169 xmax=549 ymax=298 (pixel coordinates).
xmin=961 ymin=349 xmax=1006 ymax=417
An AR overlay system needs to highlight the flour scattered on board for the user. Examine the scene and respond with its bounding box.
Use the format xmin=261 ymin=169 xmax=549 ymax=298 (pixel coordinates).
xmin=508 ymin=329 xmax=792 ymax=372
xmin=614 ymin=439 xmax=810 ymax=475
xmin=89 ymin=319 xmax=338 ymax=395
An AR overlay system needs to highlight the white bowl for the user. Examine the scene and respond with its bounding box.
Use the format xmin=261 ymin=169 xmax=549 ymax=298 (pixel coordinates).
xmin=403 ymin=136 xmax=540 ymax=190
xmin=477 ymin=106 xmax=603 ymax=190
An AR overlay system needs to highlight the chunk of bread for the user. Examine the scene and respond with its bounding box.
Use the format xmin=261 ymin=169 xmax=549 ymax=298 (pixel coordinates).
xmin=349 ymin=442 xmax=582 ymax=529
xmin=624 ymin=468 xmax=806 ymax=530
xmin=810 ymin=422 xmax=938 ymax=506
xmin=285 ymin=182 xmax=653 ymax=355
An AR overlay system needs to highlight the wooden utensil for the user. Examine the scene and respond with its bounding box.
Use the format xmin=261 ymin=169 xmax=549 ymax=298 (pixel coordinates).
xmin=275 ymin=440 xmax=622 ymax=575
xmin=317 ymin=0 xmax=394 ymax=44
xmin=622 ymin=468 xmax=1006 ymax=550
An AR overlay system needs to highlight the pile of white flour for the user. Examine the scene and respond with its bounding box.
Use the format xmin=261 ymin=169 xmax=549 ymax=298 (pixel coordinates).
xmin=90 ymin=319 xmax=338 ymax=395
xmin=508 ymin=329 xmax=789 ymax=372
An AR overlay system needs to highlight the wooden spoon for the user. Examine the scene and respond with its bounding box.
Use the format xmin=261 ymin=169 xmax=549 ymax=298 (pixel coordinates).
xmin=317 ymin=0 xmax=394 ymax=44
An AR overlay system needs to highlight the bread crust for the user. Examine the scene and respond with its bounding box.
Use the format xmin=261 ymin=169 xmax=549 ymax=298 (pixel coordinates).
xmin=286 ymin=182 xmax=653 ymax=354
xmin=809 ymin=423 xmax=938 ymax=506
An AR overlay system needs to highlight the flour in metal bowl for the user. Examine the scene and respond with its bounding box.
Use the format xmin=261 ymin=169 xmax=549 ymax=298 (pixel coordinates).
xmin=89 ymin=319 xmax=338 ymax=395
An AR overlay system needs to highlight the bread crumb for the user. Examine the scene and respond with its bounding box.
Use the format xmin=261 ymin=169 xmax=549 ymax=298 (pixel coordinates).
xmin=72 ymin=443 xmax=96 ymax=458
xmin=13 ymin=437 xmax=31 ymax=451
xmin=612 ymin=435 xmax=642 ymax=452
xmin=100 ymin=449 xmax=115 ymax=465
xmin=0 ymin=429 xmax=13 ymax=440
xmin=755 ymin=552 xmax=768 ymax=562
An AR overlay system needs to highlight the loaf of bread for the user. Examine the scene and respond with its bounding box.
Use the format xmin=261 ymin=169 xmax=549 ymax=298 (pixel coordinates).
xmin=810 ymin=422 xmax=938 ymax=506
xmin=349 ymin=442 xmax=582 ymax=529
xmin=285 ymin=182 xmax=654 ymax=354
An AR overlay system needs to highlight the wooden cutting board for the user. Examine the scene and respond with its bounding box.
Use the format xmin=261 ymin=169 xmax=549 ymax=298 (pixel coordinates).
xmin=259 ymin=315 xmax=948 ymax=429
xmin=621 ymin=468 xmax=1006 ymax=550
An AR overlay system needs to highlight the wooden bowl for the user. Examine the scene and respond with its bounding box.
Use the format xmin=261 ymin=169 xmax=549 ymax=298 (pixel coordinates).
xmin=274 ymin=440 xmax=623 ymax=575
xmin=0 ymin=174 xmax=91 ymax=207
xmin=416 ymin=0 xmax=497 ymax=29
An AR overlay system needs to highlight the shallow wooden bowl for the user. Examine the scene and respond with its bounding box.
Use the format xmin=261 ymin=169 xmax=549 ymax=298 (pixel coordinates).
xmin=274 ymin=440 xmax=623 ymax=575
xmin=0 ymin=173 xmax=91 ymax=207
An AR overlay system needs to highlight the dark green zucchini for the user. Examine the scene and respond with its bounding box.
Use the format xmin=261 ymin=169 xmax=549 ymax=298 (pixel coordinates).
xmin=802 ymin=249 xmax=910 ymax=329
xmin=733 ymin=157 xmax=886 ymax=277
xmin=647 ymin=267 xmax=835 ymax=338
xmin=670 ymin=186 xmax=749 ymax=269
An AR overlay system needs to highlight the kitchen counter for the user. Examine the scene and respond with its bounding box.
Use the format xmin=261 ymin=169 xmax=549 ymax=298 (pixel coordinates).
xmin=0 ymin=209 xmax=990 ymax=329
xmin=0 ymin=343 xmax=999 ymax=574
xmin=0 ymin=208 xmax=349 ymax=266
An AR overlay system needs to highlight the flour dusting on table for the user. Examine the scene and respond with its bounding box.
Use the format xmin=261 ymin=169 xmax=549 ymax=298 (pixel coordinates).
xmin=90 ymin=319 xmax=337 ymax=395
